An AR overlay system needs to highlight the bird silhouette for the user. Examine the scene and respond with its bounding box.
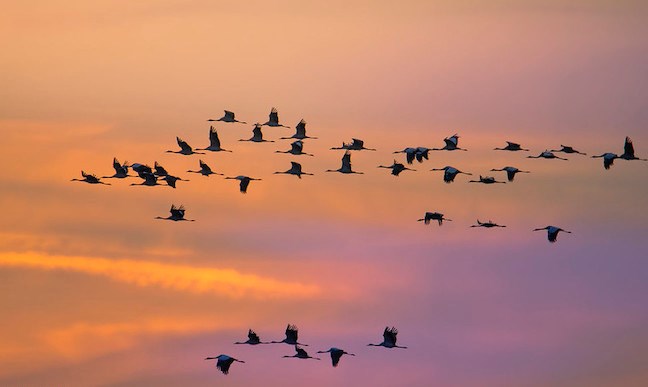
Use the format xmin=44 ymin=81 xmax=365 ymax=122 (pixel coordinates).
xmin=155 ymin=204 xmax=195 ymax=221
xmin=331 ymin=138 xmax=376 ymax=151
xmin=130 ymin=163 xmax=153 ymax=175
xmin=378 ymin=160 xmax=415 ymax=176
xmin=262 ymin=107 xmax=290 ymax=128
xmin=317 ymin=348 xmax=355 ymax=367
xmin=240 ymin=124 xmax=274 ymax=143
xmin=430 ymin=166 xmax=472 ymax=183
xmin=271 ymin=324 xmax=308 ymax=346
xmin=471 ymin=220 xmax=506 ymax=228
xmin=550 ymin=145 xmax=586 ymax=155
xmin=275 ymin=140 xmax=313 ymax=156
xmin=527 ymin=150 xmax=567 ymax=160
xmin=394 ymin=147 xmax=418 ymax=164
xmin=490 ymin=166 xmax=530 ymax=182
xmin=102 ymin=158 xmax=130 ymax=178
xmin=160 ymin=175 xmax=189 ymax=188
xmin=71 ymin=171 xmax=110 ymax=185
xmin=130 ymin=172 xmax=166 ymax=187
xmin=196 ymin=126 xmax=232 ymax=152
xmin=187 ymin=160 xmax=223 ymax=177
xmin=533 ymin=226 xmax=571 ymax=243
xmin=204 ymin=354 xmax=245 ymax=375
xmin=418 ymin=212 xmax=451 ymax=226
xmin=368 ymin=326 xmax=407 ymax=349
xmin=468 ymin=175 xmax=506 ymax=184
xmin=326 ymin=151 xmax=363 ymax=174
xmin=619 ymin=136 xmax=647 ymax=161
xmin=274 ymin=161 xmax=314 ymax=178
xmin=224 ymin=175 xmax=262 ymax=193
xmin=494 ymin=141 xmax=529 ymax=151
xmin=281 ymin=119 xmax=316 ymax=139
xmin=153 ymin=161 xmax=170 ymax=177
xmin=235 ymin=329 xmax=268 ymax=345
xmin=283 ymin=345 xmax=320 ymax=360
xmin=166 ymin=137 xmax=205 ymax=155
xmin=432 ymin=134 xmax=466 ymax=151
xmin=207 ymin=110 xmax=246 ymax=124
xmin=591 ymin=152 xmax=618 ymax=170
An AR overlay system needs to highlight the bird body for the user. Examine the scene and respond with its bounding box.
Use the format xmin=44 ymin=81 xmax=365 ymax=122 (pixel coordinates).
xmin=240 ymin=124 xmax=274 ymax=142
xmin=471 ymin=220 xmax=506 ymax=228
xmin=527 ymin=150 xmax=567 ymax=160
xmin=224 ymin=175 xmax=261 ymax=193
xmin=317 ymin=348 xmax=355 ymax=367
xmin=167 ymin=137 xmax=205 ymax=155
xmin=130 ymin=172 xmax=166 ymax=187
xmin=283 ymin=346 xmax=320 ymax=360
xmin=71 ymin=171 xmax=110 ymax=185
xmin=619 ymin=136 xmax=647 ymax=161
xmin=490 ymin=166 xmax=530 ymax=182
xmin=418 ymin=212 xmax=451 ymax=226
xmin=550 ymin=145 xmax=586 ymax=155
xmin=160 ymin=175 xmax=188 ymax=188
xmin=368 ymin=326 xmax=407 ymax=349
xmin=281 ymin=119 xmax=316 ymax=139
xmin=197 ymin=126 xmax=231 ymax=152
xmin=378 ymin=160 xmax=415 ymax=176
xmin=591 ymin=153 xmax=618 ymax=170
xmin=433 ymin=134 xmax=466 ymax=151
xmin=204 ymin=354 xmax=245 ymax=375
xmin=468 ymin=175 xmax=506 ymax=184
xmin=187 ymin=160 xmax=223 ymax=176
xmin=130 ymin=163 xmax=152 ymax=175
xmin=431 ymin=166 xmax=471 ymax=183
xmin=275 ymin=161 xmax=313 ymax=178
xmin=271 ymin=324 xmax=308 ymax=346
xmin=262 ymin=107 xmax=289 ymax=128
xmin=102 ymin=157 xmax=130 ymax=178
xmin=331 ymin=138 xmax=376 ymax=151
xmin=155 ymin=204 xmax=194 ymax=221
xmin=494 ymin=141 xmax=528 ymax=151
xmin=275 ymin=140 xmax=313 ymax=156
xmin=235 ymin=329 xmax=268 ymax=345
xmin=533 ymin=225 xmax=571 ymax=243
xmin=207 ymin=110 xmax=246 ymax=124
xmin=326 ymin=151 xmax=363 ymax=174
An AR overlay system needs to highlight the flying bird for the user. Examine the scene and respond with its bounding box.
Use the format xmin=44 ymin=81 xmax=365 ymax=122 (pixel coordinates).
xmin=490 ymin=166 xmax=530 ymax=182
xmin=432 ymin=134 xmax=466 ymax=151
xmin=275 ymin=140 xmax=313 ymax=156
xmin=130 ymin=163 xmax=153 ymax=175
xmin=155 ymin=204 xmax=195 ymax=221
xmin=471 ymin=220 xmax=506 ymax=228
xmin=224 ymin=175 xmax=262 ymax=193
xmin=533 ymin=226 xmax=572 ymax=243
xmin=160 ymin=175 xmax=189 ymax=189
xmin=591 ymin=152 xmax=618 ymax=170
xmin=326 ymin=151 xmax=363 ymax=174
xmin=283 ymin=346 xmax=320 ymax=360
xmin=102 ymin=158 xmax=130 ymax=178
xmin=71 ymin=171 xmax=110 ymax=185
xmin=430 ymin=166 xmax=472 ymax=183
xmin=262 ymin=107 xmax=289 ymax=128
xmin=331 ymin=138 xmax=376 ymax=151
xmin=550 ymin=145 xmax=586 ymax=155
xmin=394 ymin=147 xmax=418 ymax=164
xmin=187 ymin=160 xmax=223 ymax=176
xmin=130 ymin=172 xmax=166 ymax=187
xmin=166 ymin=137 xmax=205 ymax=155
xmin=316 ymin=348 xmax=355 ymax=367
xmin=271 ymin=324 xmax=308 ymax=346
xmin=207 ymin=110 xmax=246 ymax=124
xmin=153 ymin=161 xmax=169 ymax=177
xmin=619 ymin=136 xmax=647 ymax=161
xmin=378 ymin=160 xmax=415 ymax=176
xmin=204 ymin=354 xmax=245 ymax=375
xmin=235 ymin=329 xmax=268 ymax=345
xmin=240 ymin=124 xmax=274 ymax=143
xmin=196 ymin=126 xmax=232 ymax=152
xmin=281 ymin=119 xmax=317 ymax=140
xmin=494 ymin=141 xmax=529 ymax=151
xmin=468 ymin=175 xmax=506 ymax=184
xmin=418 ymin=212 xmax=451 ymax=226
xmin=368 ymin=326 xmax=407 ymax=349
xmin=274 ymin=161 xmax=314 ymax=178
xmin=527 ymin=150 xmax=567 ymax=160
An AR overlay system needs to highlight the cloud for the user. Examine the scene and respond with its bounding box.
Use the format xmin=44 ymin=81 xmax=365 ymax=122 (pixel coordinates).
xmin=0 ymin=252 xmax=320 ymax=299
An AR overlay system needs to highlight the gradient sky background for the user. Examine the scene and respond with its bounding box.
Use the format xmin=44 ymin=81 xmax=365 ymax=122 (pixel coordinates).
xmin=2 ymin=1 xmax=648 ymax=386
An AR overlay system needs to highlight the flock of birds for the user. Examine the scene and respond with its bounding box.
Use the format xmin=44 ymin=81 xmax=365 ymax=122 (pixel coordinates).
xmin=69 ymin=107 xmax=646 ymax=375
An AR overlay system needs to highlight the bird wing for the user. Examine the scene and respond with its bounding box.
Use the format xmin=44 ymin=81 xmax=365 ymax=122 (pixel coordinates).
xmin=248 ymin=329 xmax=260 ymax=343
xmin=177 ymin=137 xmax=192 ymax=152
xmin=286 ymin=325 xmax=298 ymax=342
xmin=291 ymin=141 xmax=303 ymax=153
xmin=224 ymin=110 xmax=235 ymax=120
xmin=290 ymin=161 xmax=302 ymax=173
xmin=240 ymin=178 xmax=250 ymax=193
xmin=352 ymin=138 xmax=364 ymax=148
xmin=295 ymin=119 xmax=306 ymax=136
xmin=331 ymin=350 xmax=343 ymax=367
xmin=199 ymin=160 xmax=212 ymax=173
xmin=216 ymin=358 xmax=232 ymax=374
xmin=209 ymin=127 xmax=221 ymax=148
xmin=384 ymin=326 xmax=398 ymax=346
xmin=253 ymin=125 xmax=263 ymax=139
xmin=112 ymin=158 xmax=122 ymax=173
xmin=624 ymin=137 xmax=635 ymax=157
xmin=295 ymin=346 xmax=308 ymax=357
xmin=269 ymin=108 xmax=279 ymax=124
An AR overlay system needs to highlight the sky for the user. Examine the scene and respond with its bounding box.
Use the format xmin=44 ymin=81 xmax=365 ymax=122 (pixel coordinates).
xmin=1 ymin=1 xmax=648 ymax=386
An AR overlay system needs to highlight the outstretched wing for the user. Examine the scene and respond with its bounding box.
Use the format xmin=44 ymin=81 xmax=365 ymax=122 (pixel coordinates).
xmin=290 ymin=141 xmax=303 ymax=153
xmin=269 ymin=108 xmax=279 ymax=124
xmin=295 ymin=119 xmax=306 ymax=136
xmin=209 ymin=127 xmax=221 ymax=148
xmin=286 ymin=324 xmax=298 ymax=342
xmin=224 ymin=110 xmax=235 ymax=120
xmin=624 ymin=137 xmax=635 ymax=157
xmin=177 ymin=137 xmax=192 ymax=152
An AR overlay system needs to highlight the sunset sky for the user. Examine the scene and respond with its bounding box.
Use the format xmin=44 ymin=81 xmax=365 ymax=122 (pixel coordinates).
xmin=1 ymin=1 xmax=648 ymax=386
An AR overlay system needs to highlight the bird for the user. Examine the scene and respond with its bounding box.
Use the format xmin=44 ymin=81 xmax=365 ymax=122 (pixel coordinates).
xmin=102 ymin=158 xmax=130 ymax=178
xmin=130 ymin=172 xmax=166 ymax=187
xmin=619 ymin=136 xmax=647 ymax=161
xmin=153 ymin=161 xmax=169 ymax=177
xmin=207 ymin=110 xmax=246 ymax=124
xmin=533 ymin=226 xmax=571 ymax=243
xmin=326 ymin=151 xmax=363 ymax=174
xmin=275 ymin=140 xmax=313 ymax=156
xmin=262 ymin=107 xmax=290 ymax=128
xmin=187 ymin=160 xmax=223 ymax=176
xmin=281 ymin=119 xmax=317 ymax=140
xmin=367 ymin=326 xmax=407 ymax=349
xmin=283 ymin=346 xmax=320 ymax=360
xmin=196 ymin=126 xmax=232 ymax=152
xmin=432 ymin=134 xmax=466 ymax=151
xmin=235 ymin=329 xmax=268 ymax=345
xmin=490 ymin=166 xmax=530 ymax=182
xmin=155 ymin=204 xmax=195 ymax=221
xmin=591 ymin=152 xmax=618 ymax=170
xmin=130 ymin=163 xmax=153 ymax=175
xmin=224 ymin=175 xmax=262 ymax=193
xmin=550 ymin=145 xmax=586 ymax=155
xmin=271 ymin=324 xmax=308 ymax=346
xmin=494 ymin=141 xmax=529 ymax=151
xmin=166 ymin=137 xmax=205 ymax=155
xmin=160 ymin=175 xmax=189 ymax=189
xmin=418 ymin=212 xmax=451 ymax=226
xmin=274 ymin=161 xmax=313 ymax=178
xmin=71 ymin=171 xmax=110 ymax=185
xmin=317 ymin=348 xmax=355 ymax=367
xmin=331 ymin=138 xmax=376 ymax=151
xmin=471 ymin=220 xmax=506 ymax=228
xmin=204 ymin=354 xmax=245 ymax=375
xmin=430 ymin=166 xmax=472 ymax=183
xmin=393 ymin=147 xmax=418 ymax=164
xmin=378 ymin=160 xmax=415 ymax=176
xmin=527 ymin=150 xmax=567 ymax=160
xmin=468 ymin=175 xmax=506 ymax=184
xmin=415 ymin=147 xmax=432 ymax=162
xmin=240 ymin=124 xmax=274 ymax=143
